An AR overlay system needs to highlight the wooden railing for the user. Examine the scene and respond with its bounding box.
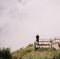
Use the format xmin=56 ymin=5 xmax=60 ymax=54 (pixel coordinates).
xmin=34 ymin=39 xmax=60 ymax=50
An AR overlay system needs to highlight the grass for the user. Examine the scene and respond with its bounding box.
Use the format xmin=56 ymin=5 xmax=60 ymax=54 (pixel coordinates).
xmin=12 ymin=44 xmax=60 ymax=59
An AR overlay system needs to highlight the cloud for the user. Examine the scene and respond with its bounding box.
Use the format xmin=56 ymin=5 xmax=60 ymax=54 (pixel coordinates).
xmin=0 ymin=0 xmax=60 ymax=51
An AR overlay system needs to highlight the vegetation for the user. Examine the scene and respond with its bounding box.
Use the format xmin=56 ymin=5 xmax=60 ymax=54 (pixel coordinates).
xmin=12 ymin=44 xmax=60 ymax=59
xmin=0 ymin=48 xmax=12 ymax=59
xmin=1 ymin=44 xmax=60 ymax=59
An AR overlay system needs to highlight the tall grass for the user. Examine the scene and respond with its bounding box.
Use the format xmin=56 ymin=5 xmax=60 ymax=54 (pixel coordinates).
xmin=12 ymin=44 xmax=60 ymax=59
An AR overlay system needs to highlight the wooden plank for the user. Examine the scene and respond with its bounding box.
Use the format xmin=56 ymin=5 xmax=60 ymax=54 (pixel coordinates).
xmin=39 ymin=41 xmax=50 ymax=42
xmin=36 ymin=44 xmax=50 ymax=46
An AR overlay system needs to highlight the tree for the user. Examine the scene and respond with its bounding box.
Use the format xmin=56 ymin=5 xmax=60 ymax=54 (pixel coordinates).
xmin=0 ymin=48 xmax=12 ymax=59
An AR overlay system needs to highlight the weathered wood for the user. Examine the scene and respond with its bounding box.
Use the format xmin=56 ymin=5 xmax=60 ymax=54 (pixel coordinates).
xmin=34 ymin=35 xmax=60 ymax=50
xmin=39 ymin=44 xmax=50 ymax=46
xmin=39 ymin=41 xmax=50 ymax=42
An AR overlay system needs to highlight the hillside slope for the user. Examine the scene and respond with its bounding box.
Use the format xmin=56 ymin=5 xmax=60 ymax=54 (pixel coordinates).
xmin=12 ymin=44 xmax=60 ymax=59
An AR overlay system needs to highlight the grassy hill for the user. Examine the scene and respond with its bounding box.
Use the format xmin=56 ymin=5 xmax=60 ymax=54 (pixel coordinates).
xmin=12 ymin=44 xmax=60 ymax=59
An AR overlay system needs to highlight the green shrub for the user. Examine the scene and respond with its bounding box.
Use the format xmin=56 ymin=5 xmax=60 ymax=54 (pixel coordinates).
xmin=0 ymin=48 xmax=12 ymax=59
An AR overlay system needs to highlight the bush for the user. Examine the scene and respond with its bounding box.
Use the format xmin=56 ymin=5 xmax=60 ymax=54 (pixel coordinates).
xmin=0 ymin=48 xmax=12 ymax=59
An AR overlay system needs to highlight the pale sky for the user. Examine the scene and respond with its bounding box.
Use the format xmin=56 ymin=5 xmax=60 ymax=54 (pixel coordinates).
xmin=0 ymin=0 xmax=60 ymax=51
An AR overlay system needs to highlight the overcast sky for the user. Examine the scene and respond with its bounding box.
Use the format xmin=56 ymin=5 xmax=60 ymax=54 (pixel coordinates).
xmin=0 ymin=0 xmax=60 ymax=51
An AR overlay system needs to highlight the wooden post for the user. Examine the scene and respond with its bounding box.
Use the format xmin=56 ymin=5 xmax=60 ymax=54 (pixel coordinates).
xmin=50 ymin=39 xmax=53 ymax=48
xmin=36 ymin=34 xmax=39 ymax=44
